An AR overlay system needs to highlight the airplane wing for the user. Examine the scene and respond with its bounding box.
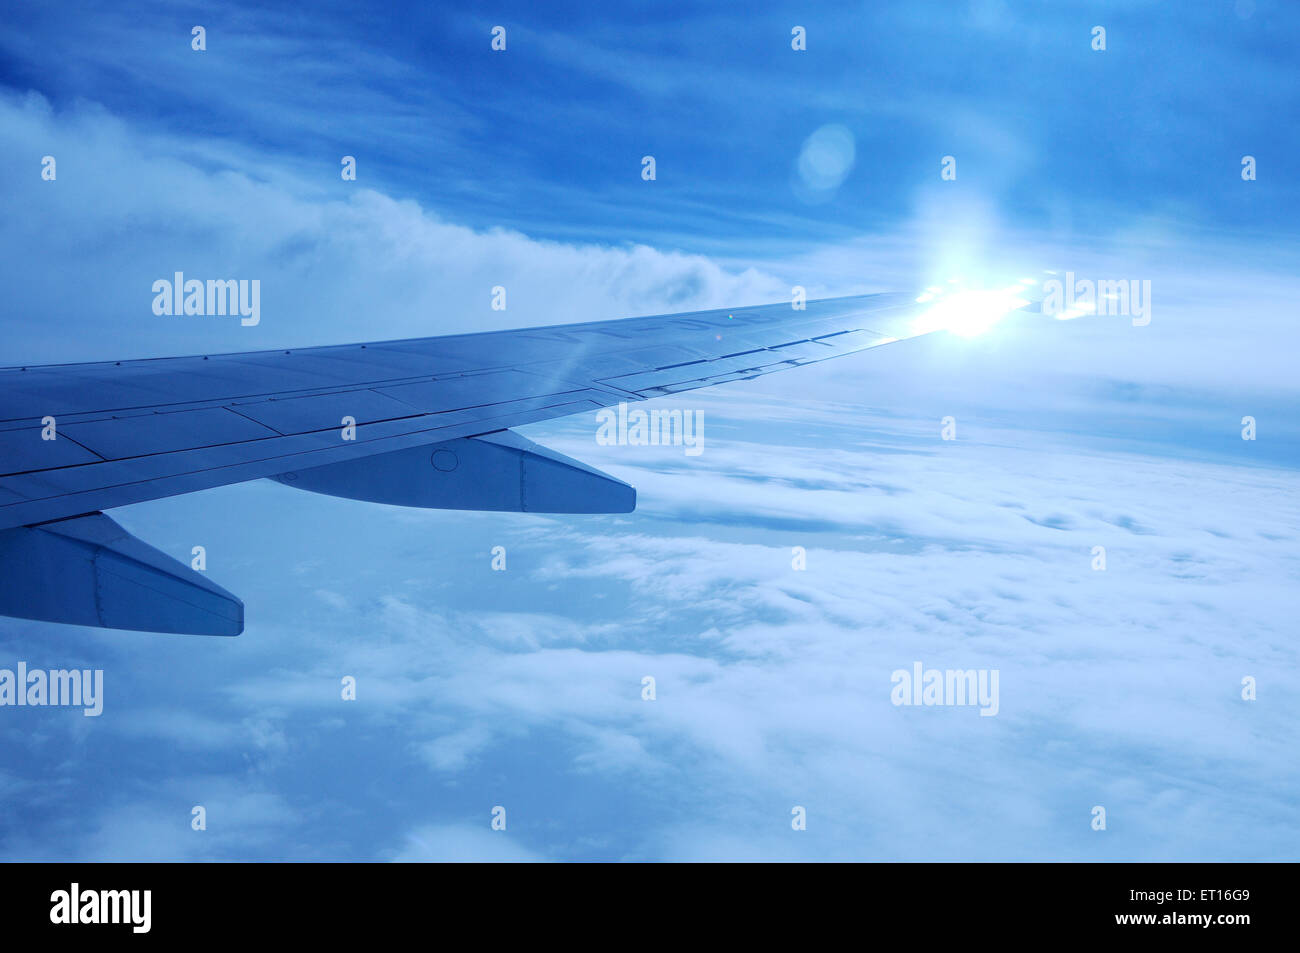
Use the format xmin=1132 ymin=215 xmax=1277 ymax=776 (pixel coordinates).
xmin=0 ymin=286 xmax=1036 ymax=635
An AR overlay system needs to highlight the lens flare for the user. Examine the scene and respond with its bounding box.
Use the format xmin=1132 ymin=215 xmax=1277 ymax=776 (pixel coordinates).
xmin=912 ymin=287 xmax=1029 ymax=337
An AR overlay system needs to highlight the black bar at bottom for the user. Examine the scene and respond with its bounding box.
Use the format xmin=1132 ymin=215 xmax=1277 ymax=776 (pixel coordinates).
xmin=0 ymin=861 xmax=1279 ymax=939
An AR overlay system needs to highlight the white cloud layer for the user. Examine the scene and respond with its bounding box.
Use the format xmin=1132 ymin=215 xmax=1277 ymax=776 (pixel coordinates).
xmin=1 ymin=92 xmax=1296 ymax=861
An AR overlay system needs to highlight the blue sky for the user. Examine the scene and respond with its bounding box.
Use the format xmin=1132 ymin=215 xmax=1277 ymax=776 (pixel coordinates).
xmin=0 ymin=1 xmax=1297 ymax=860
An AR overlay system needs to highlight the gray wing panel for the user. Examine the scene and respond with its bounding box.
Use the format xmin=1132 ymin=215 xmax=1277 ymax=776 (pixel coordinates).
xmin=0 ymin=426 xmax=104 ymax=470
xmin=61 ymin=407 xmax=280 ymax=458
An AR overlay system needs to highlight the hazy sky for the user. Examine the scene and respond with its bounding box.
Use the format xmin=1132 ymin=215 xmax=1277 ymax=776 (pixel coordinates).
xmin=0 ymin=1 xmax=1296 ymax=860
